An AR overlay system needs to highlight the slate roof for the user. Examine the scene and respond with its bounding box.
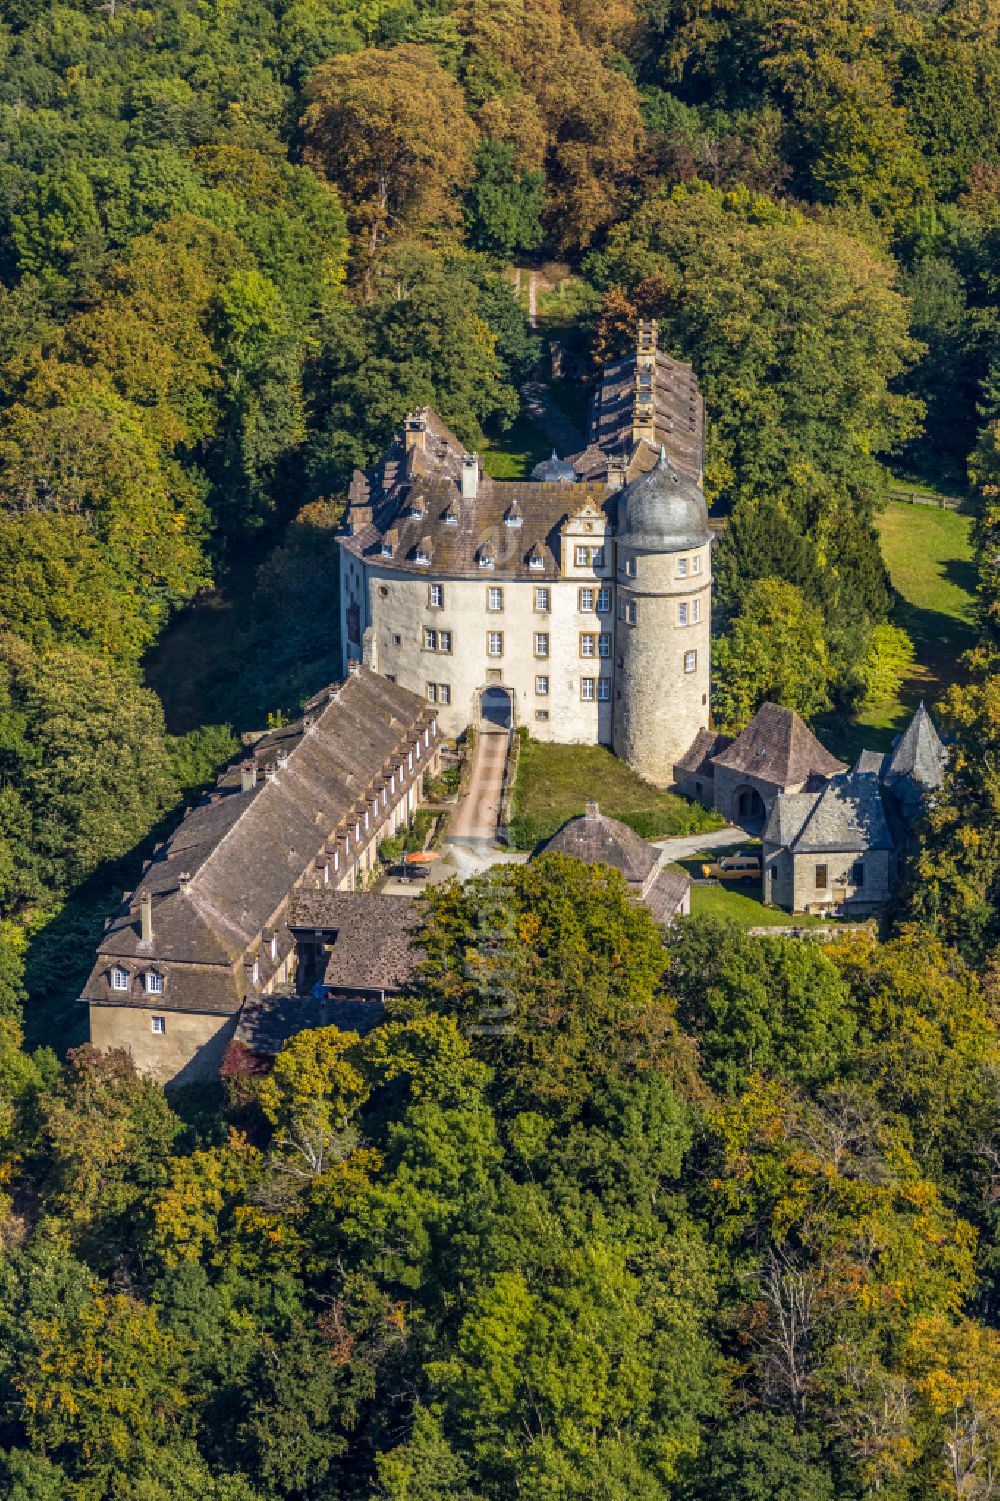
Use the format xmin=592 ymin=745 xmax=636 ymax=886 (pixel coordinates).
xmin=675 ymin=728 xmax=733 ymax=778
xmin=81 ymin=667 xmax=432 ymax=1012
xmin=765 ymin=773 xmax=897 ymax=855
xmin=644 ymin=866 xmax=691 ymax=923
xmin=854 ymin=749 xmax=889 ymax=776
xmin=711 ymin=703 xmax=845 ymax=788
xmin=616 ymin=449 xmax=711 ymax=553
xmin=231 ymin=991 xmax=386 ymax=1059
xmin=885 ymin=702 xmax=947 ymax=793
xmin=537 ymin=802 xmax=660 ymax=888
xmin=288 ymin=892 xmax=424 ymax=994
xmin=586 ymin=348 xmax=704 ymax=484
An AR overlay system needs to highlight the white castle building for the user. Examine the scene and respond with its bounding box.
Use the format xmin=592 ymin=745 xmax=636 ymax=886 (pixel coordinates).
xmin=338 ymin=322 xmax=713 ymax=785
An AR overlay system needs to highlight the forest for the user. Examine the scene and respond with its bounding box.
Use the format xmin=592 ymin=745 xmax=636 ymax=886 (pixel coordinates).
xmin=0 ymin=0 xmax=998 ymax=1494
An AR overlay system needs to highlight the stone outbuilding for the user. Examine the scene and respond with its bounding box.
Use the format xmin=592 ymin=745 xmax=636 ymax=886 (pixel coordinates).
xmin=761 ymin=703 xmax=947 ymax=916
xmin=676 ymin=702 xmax=846 ymax=827
xmin=534 ymin=801 xmax=691 ymax=923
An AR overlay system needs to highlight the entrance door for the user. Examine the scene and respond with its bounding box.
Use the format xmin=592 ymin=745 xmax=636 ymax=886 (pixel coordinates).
xmin=481 ymin=686 xmax=513 ymax=729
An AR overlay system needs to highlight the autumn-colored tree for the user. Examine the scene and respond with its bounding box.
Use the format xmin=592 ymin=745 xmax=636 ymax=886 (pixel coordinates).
xmin=302 ymin=46 xmax=478 ymax=253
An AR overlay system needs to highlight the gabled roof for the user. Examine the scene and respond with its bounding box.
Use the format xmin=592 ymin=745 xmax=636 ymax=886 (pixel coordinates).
xmin=289 ymin=892 xmax=424 ymax=994
xmin=536 ymin=802 xmax=660 ymax=888
xmin=675 ymin=727 xmax=732 ymax=778
xmin=885 ymin=702 xmax=947 ymax=792
xmin=779 ymin=772 xmax=896 ymax=855
xmin=82 ymin=668 xmax=431 ymax=1010
xmin=711 ymin=703 xmax=845 ymax=788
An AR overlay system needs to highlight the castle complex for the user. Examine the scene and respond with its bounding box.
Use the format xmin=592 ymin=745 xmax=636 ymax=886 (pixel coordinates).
xmin=338 ymin=322 xmax=712 ymax=785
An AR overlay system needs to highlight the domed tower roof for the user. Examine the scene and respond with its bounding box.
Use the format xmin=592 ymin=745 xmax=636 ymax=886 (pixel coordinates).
xmin=531 ymin=450 xmax=578 ymax=483
xmin=616 ymin=448 xmax=710 ymax=553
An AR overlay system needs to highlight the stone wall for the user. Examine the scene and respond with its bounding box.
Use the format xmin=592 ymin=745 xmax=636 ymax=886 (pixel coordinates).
xmin=612 ymin=537 xmax=711 ymax=785
xmin=89 ymin=1004 xmax=238 ymax=1087
xmin=764 ymin=845 xmax=896 ymax=914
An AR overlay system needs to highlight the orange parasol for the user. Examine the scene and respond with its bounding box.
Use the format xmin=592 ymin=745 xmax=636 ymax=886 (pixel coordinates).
xmin=404 ymin=850 xmax=440 ymax=863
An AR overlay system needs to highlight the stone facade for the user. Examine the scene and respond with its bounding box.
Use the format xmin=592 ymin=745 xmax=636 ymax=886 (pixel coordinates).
xmin=339 ymin=325 xmax=713 ymax=787
xmin=82 ymin=666 xmax=440 ymax=1085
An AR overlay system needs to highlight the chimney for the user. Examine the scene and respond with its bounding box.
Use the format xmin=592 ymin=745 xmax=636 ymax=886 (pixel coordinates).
xmin=241 ymin=759 xmax=258 ymax=792
xmin=178 ymin=871 xmax=191 ymax=887
xmin=461 ymin=453 xmax=479 ymax=501
xmin=347 ymin=659 xmax=361 ymax=676
xmin=606 ymin=456 xmax=628 ymax=492
xmin=139 ymin=892 xmax=153 ymax=945
xmin=404 ymin=414 xmax=427 ymax=453
xmin=585 ymin=801 xmax=600 ymax=818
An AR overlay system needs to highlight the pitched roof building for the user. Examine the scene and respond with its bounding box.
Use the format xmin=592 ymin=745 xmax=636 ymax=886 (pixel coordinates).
xmin=535 ymin=801 xmax=691 ymax=923
xmin=83 ymin=665 xmax=441 ymax=1084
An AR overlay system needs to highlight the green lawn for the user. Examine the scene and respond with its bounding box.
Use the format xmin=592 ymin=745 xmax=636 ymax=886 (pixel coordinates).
xmin=827 ymin=500 xmax=977 ymax=761
xmin=508 ymin=735 xmax=724 ymax=849
xmin=671 ymin=843 xmax=832 ymax=928
xmin=481 ymin=408 xmax=551 ymax=480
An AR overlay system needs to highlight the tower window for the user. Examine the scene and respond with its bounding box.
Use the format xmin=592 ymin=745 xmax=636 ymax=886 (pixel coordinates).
xmin=683 ymin=650 xmax=697 ymax=673
xmin=575 ymin=545 xmax=589 ymax=567
xmin=677 ymin=557 xmax=688 ymax=578
xmin=678 ymin=602 xmax=689 ymax=626
xmin=692 ymin=555 xmax=702 ymax=574
xmin=692 ymin=598 xmax=701 ymax=623
xmin=620 ymin=600 xmax=637 ymax=626
xmin=487 ymin=632 xmax=504 ymax=657
xmin=534 ymin=633 xmax=550 ymax=657
xmin=580 ymin=677 xmax=596 ymax=701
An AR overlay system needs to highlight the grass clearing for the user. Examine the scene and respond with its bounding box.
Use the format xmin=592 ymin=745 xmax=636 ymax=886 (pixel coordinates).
xmin=672 ymin=842 xmax=832 ymax=928
xmin=482 ymin=408 xmax=551 ymax=480
xmin=824 ymin=500 xmax=977 ymax=762
xmin=508 ymin=734 xmax=724 ymax=849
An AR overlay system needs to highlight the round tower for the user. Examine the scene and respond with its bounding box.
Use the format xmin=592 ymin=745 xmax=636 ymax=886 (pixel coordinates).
xmin=612 ymin=451 xmax=712 ymax=785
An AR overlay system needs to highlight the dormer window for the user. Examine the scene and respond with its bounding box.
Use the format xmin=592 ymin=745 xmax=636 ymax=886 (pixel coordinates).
xmin=408 ymin=496 xmax=426 ymax=519
xmin=111 ymin=966 xmax=129 ymax=992
xmin=381 ymin=539 xmax=394 ymax=558
xmin=333 ymin=850 xmax=340 ymax=872
xmin=270 ymin=935 xmax=278 ymax=960
xmin=251 ymin=959 xmax=259 ymax=985
xmin=477 ymin=543 xmax=495 ymax=569
xmin=528 ymin=548 xmax=545 ymax=571
xmin=355 ymin=821 xmax=361 ymax=841
xmin=504 ymin=502 xmax=523 ymax=529
xmin=442 ymin=505 xmax=459 ymax=526
xmin=414 ymin=536 xmax=432 ymax=566
xmin=144 ymin=971 xmax=164 ymax=995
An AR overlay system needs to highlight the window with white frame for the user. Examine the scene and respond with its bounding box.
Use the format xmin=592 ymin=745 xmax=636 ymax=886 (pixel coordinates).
xmin=333 ymin=850 xmax=340 ymax=872
xmin=408 ymin=751 xmax=413 ymax=770
xmin=692 ymin=598 xmax=701 ymax=623
xmin=424 ymin=626 xmax=438 ymax=650
xmin=596 ymin=587 xmax=611 ymax=613
xmin=580 ymin=633 xmax=596 ymax=657
xmin=677 ymin=557 xmax=689 ymax=578
xmin=684 ymin=650 xmax=697 ymax=673
xmin=111 ymin=966 xmax=129 ymax=992
xmin=529 ymin=553 xmax=544 ymax=571
xmin=487 ymin=631 xmax=503 ymax=657
xmin=534 ymin=632 xmax=550 ymax=657
xmin=692 ymin=555 xmax=702 ymax=574
xmin=620 ymin=600 xmax=637 ymax=625
xmin=580 ymin=677 xmax=596 ymax=701
xmin=439 ymin=683 xmax=451 ymax=705
xmin=355 ymin=821 xmax=361 ymax=839
xmin=487 ymin=586 xmax=504 ymax=611
xmin=535 ymin=709 xmax=549 ymax=721
xmin=429 ymin=583 xmax=444 ymax=608
xmin=427 ymin=683 xmax=438 ymax=703
xmin=270 ymin=934 xmax=278 ymax=960
xmin=535 ymin=675 xmax=549 ymax=695
xmin=621 ymin=556 xmax=636 ymax=578
xmin=251 ymin=959 xmax=260 ymax=985
xmin=592 ymin=547 xmax=605 ymax=568
xmin=151 ymin=1015 xmax=166 ymax=1035
xmin=575 ymin=545 xmax=589 ymax=567
xmin=534 ymin=587 xmax=550 ymax=611
xmin=579 ymin=587 xmax=594 ymax=612
xmin=598 ymin=633 xmax=611 ymax=658
xmin=438 ymin=630 xmax=452 ymax=653
xmin=597 ymin=678 xmax=610 ymax=701
xmin=364 ymin=810 xmax=370 ymax=830
xmin=678 ymin=602 xmax=689 ymax=626
xmin=144 ymin=971 xmax=163 ymax=995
